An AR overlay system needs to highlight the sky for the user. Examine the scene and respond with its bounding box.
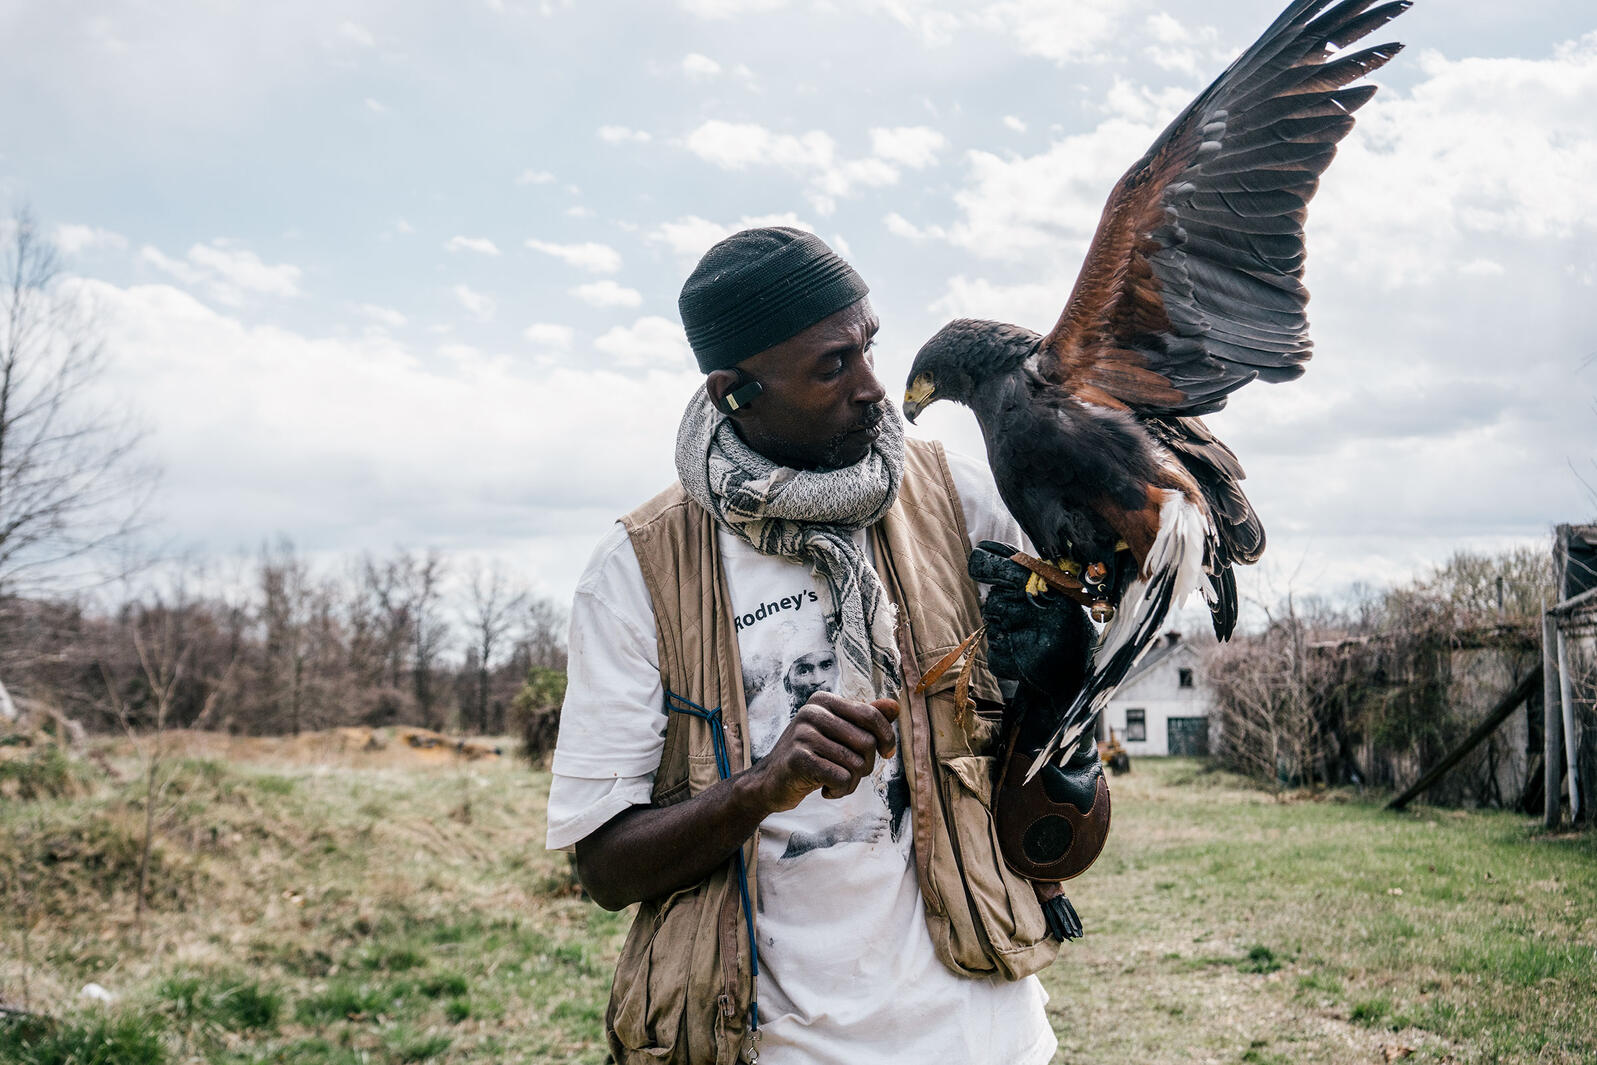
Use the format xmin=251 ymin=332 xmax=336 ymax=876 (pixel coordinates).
xmin=1 ymin=0 xmax=1594 ymax=618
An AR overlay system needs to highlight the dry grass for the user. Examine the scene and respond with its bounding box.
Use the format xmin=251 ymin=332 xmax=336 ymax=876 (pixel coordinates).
xmin=2 ymin=730 xmax=615 ymax=1064
xmin=1 ymin=738 xmax=1593 ymax=1065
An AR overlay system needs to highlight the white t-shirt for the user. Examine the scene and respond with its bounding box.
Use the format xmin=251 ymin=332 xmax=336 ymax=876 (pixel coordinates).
xmin=547 ymin=450 xmax=1055 ymax=1065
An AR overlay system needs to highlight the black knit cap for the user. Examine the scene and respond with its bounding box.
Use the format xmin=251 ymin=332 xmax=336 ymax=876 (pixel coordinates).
xmin=678 ymin=227 xmax=870 ymax=373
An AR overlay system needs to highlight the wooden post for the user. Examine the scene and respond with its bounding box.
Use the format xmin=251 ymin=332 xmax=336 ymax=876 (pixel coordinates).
xmin=1544 ymin=611 xmax=1564 ymax=829
xmin=1387 ymin=667 xmax=1542 ymax=812
xmin=1556 ymin=627 xmax=1582 ymax=823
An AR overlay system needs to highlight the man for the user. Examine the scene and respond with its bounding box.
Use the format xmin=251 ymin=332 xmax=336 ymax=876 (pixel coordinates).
xmin=780 ymin=649 xmax=838 ymax=712
xmin=547 ymin=227 xmax=1061 ymax=1065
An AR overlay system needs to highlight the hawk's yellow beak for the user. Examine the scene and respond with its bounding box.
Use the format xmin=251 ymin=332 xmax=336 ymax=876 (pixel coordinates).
xmin=903 ymin=373 xmax=936 ymax=424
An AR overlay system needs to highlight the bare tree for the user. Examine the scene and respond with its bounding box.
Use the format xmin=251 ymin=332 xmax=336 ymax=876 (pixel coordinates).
xmin=518 ymin=595 xmax=568 ymax=671
xmin=1420 ymin=547 xmax=1555 ymax=623
xmin=99 ymin=574 xmax=235 ymax=942
xmin=344 ymin=553 xmax=392 ymax=691
xmin=1207 ymin=594 xmax=1338 ymax=797
xmin=406 ymin=550 xmax=449 ymax=725
xmin=260 ymin=538 xmax=313 ymax=736
xmin=462 ymin=561 xmax=525 ymax=734
xmin=0 ymin=208 xmax=154 ymax=598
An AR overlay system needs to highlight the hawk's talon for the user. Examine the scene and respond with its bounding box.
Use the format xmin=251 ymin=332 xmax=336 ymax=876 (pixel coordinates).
xmin=1025 ymin=571 xmax=1049 ymax=597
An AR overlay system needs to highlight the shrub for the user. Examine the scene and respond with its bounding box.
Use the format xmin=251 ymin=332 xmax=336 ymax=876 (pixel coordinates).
xmin=0 ymin=744 xmax=86 ymax=801
xmin=510 ymin=667 xmax=567 ymax=764
xmin=0 ymin=1011 xmax=167 ymax=1065
xmin=159 ymin=976 xmax=282 ymax=1032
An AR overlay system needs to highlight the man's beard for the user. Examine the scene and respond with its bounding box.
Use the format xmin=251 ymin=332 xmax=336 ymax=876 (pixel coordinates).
xmin=817 ymin=400 xmax=889 ymax=470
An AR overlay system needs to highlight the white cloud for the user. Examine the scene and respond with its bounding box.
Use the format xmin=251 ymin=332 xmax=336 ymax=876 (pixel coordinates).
xmin=187 ymin=243 xmax=301 ymax=299
xmin=1313 ymin=34 xmax=1597 ymax=286
xmin=684 ymin=120 xmax=923 ymax=213
xmin=686 ymin=120 xmax=833 ymax=171
xmin=978 ymin=0 xmax=1144 ymax=63
xmin=363 ymin=96 xmax=386 ymax=114
xmin=80 ymin=279 xmax=699 ymax=566
xmin=572 ymin=280 xmax=642 ymax=308
xmin=944 ymin=116 xmax=1156 ymax=260
xmin=1099 ymin=77 xmax=1195 ymax=125
xmin=598 ymin=125 xmax=652 ymax=144
xmin=594 ymin=316 xmax=693 ymax=369
xmin=453 ymin=283 xmax=495 ymax=321
xmin=679 ymin=0 xmax=787 ymax=16
xmin=138 ymin=240 xmax=302 ymax=306
xmin=682 ymin=53 xmax=722 ymax=79
xmin=1002 ymin=115 xmax=1027 ymax=133
xmin=1144 ymin=11 xmax=1184 ymax=43
xmin=54 ymin=223 xmax=127 ymax=255
xmin=869 ymin=126 xmax=947 ymax=169
xmin=1460 ymin=258 xmax=1506 ymax=278
xmin=524 ymin=323 xmax=575 ymax=348
xmin=516 ymin=169 xmax=556 ymax=185
xmin=862 ymin=0 xmax=1142 ymax=62
xmin=336 ymin=20 xmax=375 ymax=48
xmin=928 ymin=275 xmax=1065 ymax=330
xmin=446 ymin=235 xmax=501 ymax=256
xmin=926 ymin=36 xmax=1597 ymax=299
xmin=648 ymin=213 xmax=814 ymax=259
xmin=1140 ymin=13 xmax=1222 ymax=76
xmin=883 ymin=213 xmax=946 ymax=241
xmin=525 ymin=238 xmax=622 ymax=274
xmin=357 ymin=303 xmax=407 ymax=328
xmin=393 ymin=219 xmax=415 ymax=235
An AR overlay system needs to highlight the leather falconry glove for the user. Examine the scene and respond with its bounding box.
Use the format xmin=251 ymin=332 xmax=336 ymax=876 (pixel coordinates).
xmin=969 ymin=540 xmax=1112 ymax=941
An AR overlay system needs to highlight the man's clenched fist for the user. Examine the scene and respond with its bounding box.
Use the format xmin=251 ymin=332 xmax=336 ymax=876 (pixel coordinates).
xmin=749 ymin=692 xmax=900 ymax=813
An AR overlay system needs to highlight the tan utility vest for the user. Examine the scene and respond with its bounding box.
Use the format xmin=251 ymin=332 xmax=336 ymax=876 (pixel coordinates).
xmin=608 ymin=437 xmax=1059 ymax=1065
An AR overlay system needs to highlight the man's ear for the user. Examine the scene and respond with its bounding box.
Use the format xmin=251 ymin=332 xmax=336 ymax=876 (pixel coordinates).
xmin=707 ymin=368 xmax=762 ymax=415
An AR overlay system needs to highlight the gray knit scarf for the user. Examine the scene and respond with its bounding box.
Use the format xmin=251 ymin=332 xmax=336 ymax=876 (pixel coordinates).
xmin=676 ymin=386 xmax=905 ymax=703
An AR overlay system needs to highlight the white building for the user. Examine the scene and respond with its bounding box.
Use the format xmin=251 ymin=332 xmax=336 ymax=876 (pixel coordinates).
xmin=1099 ymin=633 xmax=1214 ymax=757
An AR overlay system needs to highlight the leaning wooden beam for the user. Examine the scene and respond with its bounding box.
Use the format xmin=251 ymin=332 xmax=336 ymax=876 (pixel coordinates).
xmin=1387 ymin=667 xmax=1544 ymax=812
xmin=1548 ymin=584 xmax=1597 ymax=618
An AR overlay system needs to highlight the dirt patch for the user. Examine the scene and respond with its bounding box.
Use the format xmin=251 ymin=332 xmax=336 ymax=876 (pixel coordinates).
xmin=135 ymin=728 xmax=506 ymax=770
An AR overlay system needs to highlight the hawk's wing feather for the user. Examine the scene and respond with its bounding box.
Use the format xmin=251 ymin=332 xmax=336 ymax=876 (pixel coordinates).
xmin=1145 ymin=415 xmax=1263 ymax=639
xmin=1037 ymin=0 xmax=1407 ymax=416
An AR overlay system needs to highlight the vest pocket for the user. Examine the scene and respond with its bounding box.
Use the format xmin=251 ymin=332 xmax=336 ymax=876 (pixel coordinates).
xmin=935 ymin=754 xmax=1055 ymax=979
xmin=609 ymin=884 xmax=701 ymax=1058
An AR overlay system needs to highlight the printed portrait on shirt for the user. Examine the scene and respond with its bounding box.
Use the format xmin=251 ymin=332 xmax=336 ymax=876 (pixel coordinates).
xmin=782 ymin=648 xmax=838 ymax=709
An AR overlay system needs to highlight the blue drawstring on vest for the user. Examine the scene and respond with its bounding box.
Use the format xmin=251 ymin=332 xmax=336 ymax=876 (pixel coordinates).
xmin=665 ymin=691 xmax=760 ymax=1046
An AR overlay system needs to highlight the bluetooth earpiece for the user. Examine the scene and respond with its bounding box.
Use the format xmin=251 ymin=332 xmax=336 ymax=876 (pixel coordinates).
xmin=712 ymin=369 xmax=763 ymax=415
xmin=724 ymin=376 xmax=763 ymax=412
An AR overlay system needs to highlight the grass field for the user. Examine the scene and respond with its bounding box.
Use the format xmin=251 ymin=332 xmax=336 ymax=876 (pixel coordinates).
xmin=2 ymin=737 xmax=1593 ymax=1064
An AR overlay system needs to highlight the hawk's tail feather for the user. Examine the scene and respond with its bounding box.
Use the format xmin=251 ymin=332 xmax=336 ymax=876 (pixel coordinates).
xmin=1025 ymin=493 xmax=1205 ymax=781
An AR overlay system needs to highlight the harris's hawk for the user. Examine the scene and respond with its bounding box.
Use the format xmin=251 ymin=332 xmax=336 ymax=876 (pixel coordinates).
xmin=902 ymin=0 xmax=1408 ymax=777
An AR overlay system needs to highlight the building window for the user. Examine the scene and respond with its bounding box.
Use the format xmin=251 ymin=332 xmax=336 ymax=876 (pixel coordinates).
xmin=1179 ymin=668 xmax=1194 ymax=689
xmin=1125 ymin=708 xmax=1146 ymax=742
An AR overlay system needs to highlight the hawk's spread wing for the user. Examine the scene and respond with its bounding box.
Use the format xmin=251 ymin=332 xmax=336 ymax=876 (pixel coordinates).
xmin=1036 ymin=0 xmax=1407 ymax=416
